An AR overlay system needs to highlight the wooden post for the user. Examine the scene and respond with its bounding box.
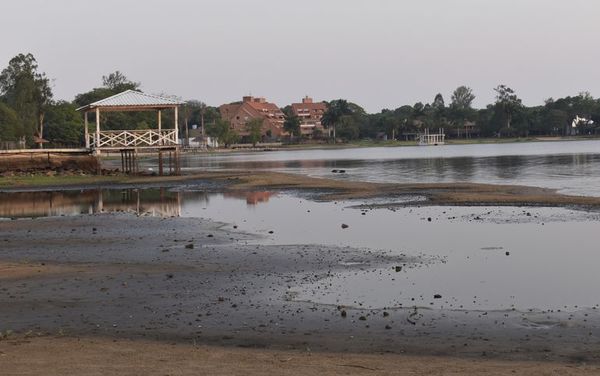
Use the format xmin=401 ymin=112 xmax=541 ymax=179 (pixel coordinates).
xmin=174 ymin=106 xmax=179 ymax=145
xmin=158 ymin=110 xmax=162 ymax=132
xmin=95 ymin=108 xmax=100 ymax=149
xmin=158 ymin=150 xmax=163 ymax=176
xmin=84 ymin=112 xmax=89 ymax=148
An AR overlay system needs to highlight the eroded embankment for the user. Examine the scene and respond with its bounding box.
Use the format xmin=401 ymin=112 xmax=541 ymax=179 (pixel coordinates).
xmin=0 ymin=152 xmax=100 ymax=174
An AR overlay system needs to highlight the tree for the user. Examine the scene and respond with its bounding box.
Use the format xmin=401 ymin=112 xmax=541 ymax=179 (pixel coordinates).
xmin=0 ymin=53 xmax=53 ymax=146
xmin=283 ymin=112 xmax=301 ymax=140
xmin=494 ymin=85 xmax=522 ymax=130
xmin=102 ymin=71 xmax=140 ymax=92
xmin=321 ymin=99 xmax=358 ymax=142
xmin=336 ymin=115 xmax=359 ymax=140
xmin=44 ymin=101 xmax=83 ymax=146
xmin=451 ymin=86 xmax=475 ymax=110
xmin=206 ymin=119 xmax=238 ymax=147
xmin=0 ymin=102 xmax=23 ymax=142
xmin=246 ymin=118 xmax=263 ymax=147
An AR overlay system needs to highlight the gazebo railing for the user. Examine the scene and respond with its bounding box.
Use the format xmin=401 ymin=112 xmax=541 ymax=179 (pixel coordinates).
xmin=88 ymin=129 xmax=178 ymax=149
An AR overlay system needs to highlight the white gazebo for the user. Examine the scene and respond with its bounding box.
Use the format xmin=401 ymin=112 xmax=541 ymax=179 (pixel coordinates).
xmin=77 ymin=90 xmax=181 ymax=151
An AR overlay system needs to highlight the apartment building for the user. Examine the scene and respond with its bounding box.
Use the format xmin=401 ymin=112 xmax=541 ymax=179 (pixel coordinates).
xmin=219 ymin=96 xmax=285 ymax=139
xmin=290 ymin=96 xmax=327 ymax=137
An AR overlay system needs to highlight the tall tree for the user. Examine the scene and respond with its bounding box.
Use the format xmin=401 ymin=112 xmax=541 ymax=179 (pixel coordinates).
xmin=0 ymin=102 xmax=23 ymax=143
xmin=0 ymin=53 xmax=53 ymax=146
xmin=494 ymin=85 xmax=522 ymax=129
xmin=451 ymin=86 xmax=475 ymax=110
xmin=102 ymin=71 xmax=140 ymax=92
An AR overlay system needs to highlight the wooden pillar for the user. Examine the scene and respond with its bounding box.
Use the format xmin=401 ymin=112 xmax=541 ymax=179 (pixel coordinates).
xmin=95 ymin=108 xmax=100 ymax=149
xmin=174 ymin=106 xmax=179 ymax=145
xmin=158 ymin=150 xmax=163 ymax=176
xmin=157 ymin=110 xmax=162 ymax=145
xmin=84 ymin=112 xmax=89 ymax=148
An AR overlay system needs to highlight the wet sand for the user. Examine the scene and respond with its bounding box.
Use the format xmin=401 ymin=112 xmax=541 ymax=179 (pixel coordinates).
xmin=2 ymin=336 xmax=599 ymax=376
xmin=2 ymin=212 xmax=600 ymax=374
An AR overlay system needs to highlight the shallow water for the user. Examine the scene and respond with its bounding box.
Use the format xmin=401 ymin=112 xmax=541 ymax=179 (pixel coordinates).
xmin=2 ymin=187 xmax=599 ymax=312
xmin=169 ymin=140 xmax=600 ymax=196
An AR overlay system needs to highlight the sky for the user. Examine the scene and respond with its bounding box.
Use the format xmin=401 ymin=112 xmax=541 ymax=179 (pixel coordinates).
xmin=2 ymin=0 xmax=600 ymax=113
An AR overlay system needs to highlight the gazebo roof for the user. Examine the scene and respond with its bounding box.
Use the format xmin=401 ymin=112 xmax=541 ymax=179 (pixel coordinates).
xmin=77 ymin=90 xmax=181 ymax=112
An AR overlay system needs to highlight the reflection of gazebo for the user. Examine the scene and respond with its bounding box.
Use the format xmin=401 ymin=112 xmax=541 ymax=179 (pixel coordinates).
xmin=77 ymin=90 xmax=181 ymax=151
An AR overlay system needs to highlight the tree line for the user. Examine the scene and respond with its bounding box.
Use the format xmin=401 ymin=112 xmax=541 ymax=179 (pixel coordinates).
xmin=1 ymin=52 xmax=599 ymax=148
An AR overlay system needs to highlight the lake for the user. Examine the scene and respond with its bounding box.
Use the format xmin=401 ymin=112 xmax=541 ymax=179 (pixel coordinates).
xmin=171 ymin=140 xmax=600 ymax=196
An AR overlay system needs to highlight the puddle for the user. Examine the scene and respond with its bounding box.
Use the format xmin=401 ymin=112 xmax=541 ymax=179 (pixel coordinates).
xmin=1 ymin=188 xmax=599 ymax=312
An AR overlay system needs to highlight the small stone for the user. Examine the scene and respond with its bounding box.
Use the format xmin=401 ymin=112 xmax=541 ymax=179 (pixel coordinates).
xmin=434 ymin=294 xmax=442 ymax=299
xmin=505 ymin=251 xmax=510 ymax=256
xmin=185 ymin=244 xmax=194 ymax=249
xmin=341 ymin=224 xmax=349 ymax=229
xmin=341 ymin=310 xmax=347 ymax=318
xmin=383 ymin=311 xmax=389 ymax=317
xmin=427 ymin=217 xmax=432 ymax=222
xmin=359 ymin=316 xmax=367 ymax=321
xmin=395 ymin=266 xmax=402 ymax=272
xmin=385 ymin=324 xmax=392 ymax=330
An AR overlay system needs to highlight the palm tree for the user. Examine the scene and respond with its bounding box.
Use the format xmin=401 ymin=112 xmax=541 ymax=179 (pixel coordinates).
xmin=321 ymin=99 xmax=351 ymax=142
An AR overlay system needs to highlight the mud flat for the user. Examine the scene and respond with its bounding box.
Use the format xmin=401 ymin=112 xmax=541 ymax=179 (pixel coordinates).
xmin=4 ymin=170 xmax=600 ymax=208
xmin=1 ymin=208 xmax=600 ymax=375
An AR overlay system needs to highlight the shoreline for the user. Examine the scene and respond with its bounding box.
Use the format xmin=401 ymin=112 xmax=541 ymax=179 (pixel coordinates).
xmin=3 ymin=170 xmax=600 ymax=209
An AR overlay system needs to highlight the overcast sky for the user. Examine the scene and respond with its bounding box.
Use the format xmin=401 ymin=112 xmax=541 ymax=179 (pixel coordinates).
xmin=2 ymin=0 xmax=599 ymax=112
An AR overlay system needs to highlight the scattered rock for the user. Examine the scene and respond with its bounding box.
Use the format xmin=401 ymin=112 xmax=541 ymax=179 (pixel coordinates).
xmin=185 ymin=244 xmax=194 ymax=249
xmin=434 ymin=294 xmax=442 ymax=299
xmin=341 ymin=224 xmax=349 ymax=229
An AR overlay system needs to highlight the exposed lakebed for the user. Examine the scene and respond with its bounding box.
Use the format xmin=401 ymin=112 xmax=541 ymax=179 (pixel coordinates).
xmin=2 ymin=187 xmax=599 ymax=313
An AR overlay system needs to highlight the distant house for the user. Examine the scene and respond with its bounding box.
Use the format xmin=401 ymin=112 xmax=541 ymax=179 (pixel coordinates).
xmin=181 ymin=128 xmax=218 ymax=148
xmin=290 ymin=96 xmax=327 ymax=137
xmin=219 ymin=96 xmax=285 ymax=140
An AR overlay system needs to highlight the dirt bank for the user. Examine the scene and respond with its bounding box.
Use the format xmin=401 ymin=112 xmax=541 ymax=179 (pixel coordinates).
xmin=0 ymin=151 xmax=99 ymax=174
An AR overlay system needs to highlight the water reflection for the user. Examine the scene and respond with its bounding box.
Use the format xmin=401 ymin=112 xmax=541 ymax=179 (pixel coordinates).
xmin=223 ymin=191 xmax=275 ymax=205
xmin=0 ymin=189 xmax=276 ymax=219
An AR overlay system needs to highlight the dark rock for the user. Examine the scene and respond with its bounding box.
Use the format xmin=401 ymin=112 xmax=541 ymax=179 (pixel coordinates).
xmin=341 ymin=310 xmax=347 ymax=318
xmin=395 ymin=266 xmax=402 ymax=272
xmin=341 ymin=224 xmax=349 ymax=229
xmin=505 ymin=251 xmax=510 ymax=256
xmin=359 ymin=316 xmax=367 ymax=321
xmin=434 ymin=294 xmax=442 ymax=299
xmin=185 ymin=244 xmax=194 ymax=249
xmin=427 ymin=217 xmax=432 ymax=222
